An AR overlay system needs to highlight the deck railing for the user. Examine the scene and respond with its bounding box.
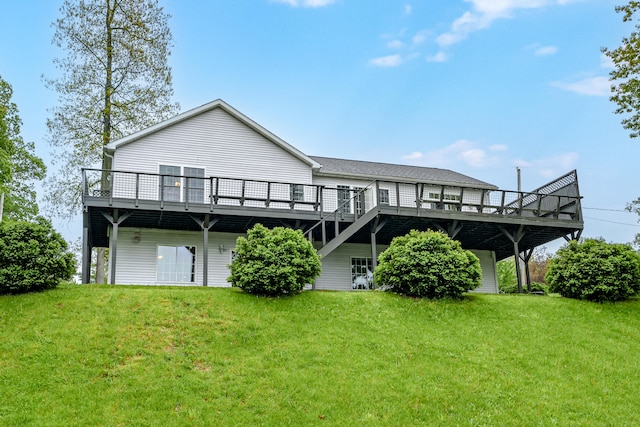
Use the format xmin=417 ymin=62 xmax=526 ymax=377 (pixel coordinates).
xmin=82 ymin=168 xmax=582 ymax=222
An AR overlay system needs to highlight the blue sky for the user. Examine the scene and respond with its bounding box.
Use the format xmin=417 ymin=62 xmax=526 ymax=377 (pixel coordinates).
xmin=1 ymin=0 xmax=640 ymax=249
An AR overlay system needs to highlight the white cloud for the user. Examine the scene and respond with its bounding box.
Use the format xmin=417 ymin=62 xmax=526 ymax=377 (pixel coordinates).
xmin=412 ymin=30 xmax=429 ymax=45
xmin=369 ymin=54 xmax=403 ymax=68
xmin=551 ymin=76 xmax=610 ymax=96
xmin=405 ymin=4 xmax=413 ymax=15
xmin=436 ymin=0 xmax=576 ymax=50
xmin=490 ymin=144 xmax=508 ymax=151
xmin=600 ymin=53 xmax=614 ymax=69
xmin=514 ymin=152 xmax=579 ymax=178
xmin=403 ymin=151 xmax=423 ymax=160
xmin=427 ymin=51 xmax=449 ymax=63
xmin=404 ymin=139 xmax=501 ymax=168
xmin=270 ymin=0 xmax=336 ymax=7
xmin=534 ymin=45 xmax=558 ymax=56
xmin=387 ymin=40 xmax=404 ymax=49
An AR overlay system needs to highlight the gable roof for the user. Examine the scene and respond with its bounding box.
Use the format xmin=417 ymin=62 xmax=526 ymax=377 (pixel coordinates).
xmin=310 ymin=156 xmax=497 ymax=189
xmin=105 ymin=99 xmax=321 ymax=169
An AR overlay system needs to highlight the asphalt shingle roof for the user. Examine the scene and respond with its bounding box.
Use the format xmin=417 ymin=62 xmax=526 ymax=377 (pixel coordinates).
xmin=309 ymin=156 xmax=497 ymax=189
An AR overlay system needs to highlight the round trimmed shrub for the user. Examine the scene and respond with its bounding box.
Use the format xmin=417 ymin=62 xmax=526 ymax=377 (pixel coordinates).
xmin=375 ymin=229 xmax=482 ymax=299
xmin=0 ymin=217 xmax=76 ymax=294
xmin=546 ymin=238 xmax=640 ymax=302
xmin=228 ymin=223 xmax=321 ymax=296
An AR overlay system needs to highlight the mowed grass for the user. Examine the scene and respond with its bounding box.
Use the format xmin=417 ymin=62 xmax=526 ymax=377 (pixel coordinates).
xmin=2 ymin=286 xmax=640 ymax=426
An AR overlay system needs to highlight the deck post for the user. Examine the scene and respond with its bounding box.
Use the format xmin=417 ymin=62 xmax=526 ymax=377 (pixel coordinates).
xmin=501 ymin=225 xmax=526 ymax=293
xmin=109 ymin=209 xmax=119 ymax=285
xmin=82 ymin=209 xmax=91 ymax=284
xmin=203 ymin=214 xmax=209 ymax=287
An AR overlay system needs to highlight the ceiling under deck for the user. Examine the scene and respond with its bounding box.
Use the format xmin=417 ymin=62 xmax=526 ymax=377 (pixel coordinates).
xmin=86 ymin=203 xmax=582 ymax=261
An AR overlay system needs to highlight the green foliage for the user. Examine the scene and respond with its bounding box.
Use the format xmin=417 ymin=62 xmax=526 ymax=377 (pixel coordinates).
xmin=0 ymin=217 xmax=76 ymax=294
xmin=228 ymin=224 xmax=321 ymax=296
xmin=0 ymin=75 xmax=46 ymax=220
xmin=627 ymin=196 xmax=640 ymax=251
xmin=497 ymin=258 xmax=517 ymax=292
xmin=546 ymin=238 xmax=640 ymax=302
xmin=45 ymin=0 xmax=179 ymax=219
xmin=375 ymin=229 xmax=481 ymax=299
xmin=602 ymin=2 xmax=640 ymax=139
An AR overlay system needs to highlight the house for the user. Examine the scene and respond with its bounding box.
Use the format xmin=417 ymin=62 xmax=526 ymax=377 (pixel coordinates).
xmin=81 ymin=99 xmax=583 ymax=292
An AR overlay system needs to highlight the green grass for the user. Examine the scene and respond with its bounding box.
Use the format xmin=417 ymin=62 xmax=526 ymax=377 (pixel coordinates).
xmin=2 ymin=285 xmax=640 ymax=426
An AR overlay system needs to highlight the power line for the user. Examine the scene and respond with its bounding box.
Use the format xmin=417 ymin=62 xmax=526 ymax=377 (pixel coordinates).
xmin=583 ymin=207 xmax=631 ymax=213
xmin=584 ymin=216 xmax=640 ymax=227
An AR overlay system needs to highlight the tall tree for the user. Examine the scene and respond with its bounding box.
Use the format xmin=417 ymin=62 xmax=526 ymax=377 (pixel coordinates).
xmin=45 ymin=0 xmax=179 ymax=283
xmin=602 ymin=2 xmax=640 ymax=139
xmin=0 ymin=75 xmax=46 ymax=220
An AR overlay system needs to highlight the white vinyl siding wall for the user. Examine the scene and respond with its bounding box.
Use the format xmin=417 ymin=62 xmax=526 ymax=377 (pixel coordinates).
xmin=108 ymin=228 xmax=240 ymax=287
xmin=470 ymin=250 xmax=498 ymax=293
xmin=112 ymin=108 xmax=312 ymax=184
xmin=314 ymin=243 xmax=388 ymax=291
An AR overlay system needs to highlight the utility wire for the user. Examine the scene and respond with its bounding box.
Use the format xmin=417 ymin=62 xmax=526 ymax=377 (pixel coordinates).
xmin=583 ymin=207 xmax=631 ymax=213
xmin=584 ymin=216 xmax=640 ymax=227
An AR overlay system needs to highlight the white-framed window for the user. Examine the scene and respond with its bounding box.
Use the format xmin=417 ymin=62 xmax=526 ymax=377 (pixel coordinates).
xmin=378 ymin=188 xmax=390 ymax=205
xmin=290 ymin=184 xmax=304 ymax=202
xmin=184 ymin=167 xmax=205 ymax=203
xmin=159 ymin=165 xmax=182 ymax=202
xmin=159 ymin=165 xmax=205 ymax=203
xmin=156 ymin=245 xmax=196 ymax=283
xmin=427 ymin=192 xmax=461 ymax=211
xmin=351 ymin=257 xmax=374 ymax=290
xmin=337 ymin=185 xmax=351 ymax=213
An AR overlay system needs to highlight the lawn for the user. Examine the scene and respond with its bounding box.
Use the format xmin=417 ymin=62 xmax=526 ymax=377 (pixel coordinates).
xmin=1 ymin=285 xmax=640 ymax=426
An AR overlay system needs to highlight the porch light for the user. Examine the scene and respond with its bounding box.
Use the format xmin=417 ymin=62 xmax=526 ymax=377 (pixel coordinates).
xmin=219 ymin=244 xmax=225 ymax=254
xmin=174 ymin=180 xmax=181 ymax=187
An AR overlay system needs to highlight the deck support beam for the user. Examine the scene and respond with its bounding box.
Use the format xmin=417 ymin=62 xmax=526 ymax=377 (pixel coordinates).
xmin=370 ymin=216 xmax=387 ymax=273
xmin=192 ymin=214 xmax=219 ymax=287
xmin=82 ymin=209 xmax=92 ymax=284
xmin=500 ymin=225 xmax=526 ymax=293
xmin=101 ymin=209 xmax=132 ymax=285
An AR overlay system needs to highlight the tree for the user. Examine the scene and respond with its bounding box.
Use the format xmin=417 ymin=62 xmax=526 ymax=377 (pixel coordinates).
xmin=627 ymin=197 xmax=640 ymax=250
xmin=228 ymin=224 xmax=322 ymax=296
xmin=45 ymin=0 xmax=179 ymax=283
xmin=602 ymin=2 xmax=640 ymax=139
xmin=374 ymin=230 xmax=482 ymax=299
xmin=0 ymin=76 xmax=46 ymax=220
xmin=0 ymin=217 xmax=76 ymax=294
xmin=546 ymin=238 xmax=640 ymax=302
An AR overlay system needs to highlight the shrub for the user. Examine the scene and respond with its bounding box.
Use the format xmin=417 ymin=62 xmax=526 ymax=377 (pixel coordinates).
xmin=497 ymin=258 xmax=517 ymax=293
xmin=0 ymin=217 xmax=76 ymax=294
xmin=375 ymin=229 xmax=482 ymax=299
xmin=228 ymin=224 xmax=321 ymax=296
xmin=546 ymin=238 xmax=640 ymax=302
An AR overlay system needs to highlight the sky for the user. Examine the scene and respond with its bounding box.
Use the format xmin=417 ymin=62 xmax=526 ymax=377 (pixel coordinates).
xmin=1 ymin=0 xmax=640 ymax=251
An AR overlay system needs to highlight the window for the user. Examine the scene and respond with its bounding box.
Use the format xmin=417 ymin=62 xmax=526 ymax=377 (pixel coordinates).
xmin=159 ymin=165 xmax=205 ymax=203
xmin=290 ymin=184 xmax=304 ymax=202
xmin=157 ymin=245 xmax=196 ymax=283
xmin=159 ymin=165 xmax=181 ymax=202
xmin=378 ymin=188 xmax=390 ymax=205
xmin=427 ymin=192 xmax=461 ymax=211
xmin=337 ymin=185 xmax=351 ymax=213
xmin=351 ymin=257 xmax=374 ymax=290
xmin=184 ymin=167 xmax=205 ymax=203
xmin=354 ymin=187 xmax=366 ymax=215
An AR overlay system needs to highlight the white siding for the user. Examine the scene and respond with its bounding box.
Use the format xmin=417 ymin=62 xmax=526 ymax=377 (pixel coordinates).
xmin=314 ymin=244 xmax=498 ymax=293
xmin=109 ymin=228 xmax=241 ymax=287
xmin=314 ymin=243 xmax=389 ymax=291
xmin=113 ymin=108 xmax=312 ymax=184
xmin=470 ymin=250 xmax=498 ymax=293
